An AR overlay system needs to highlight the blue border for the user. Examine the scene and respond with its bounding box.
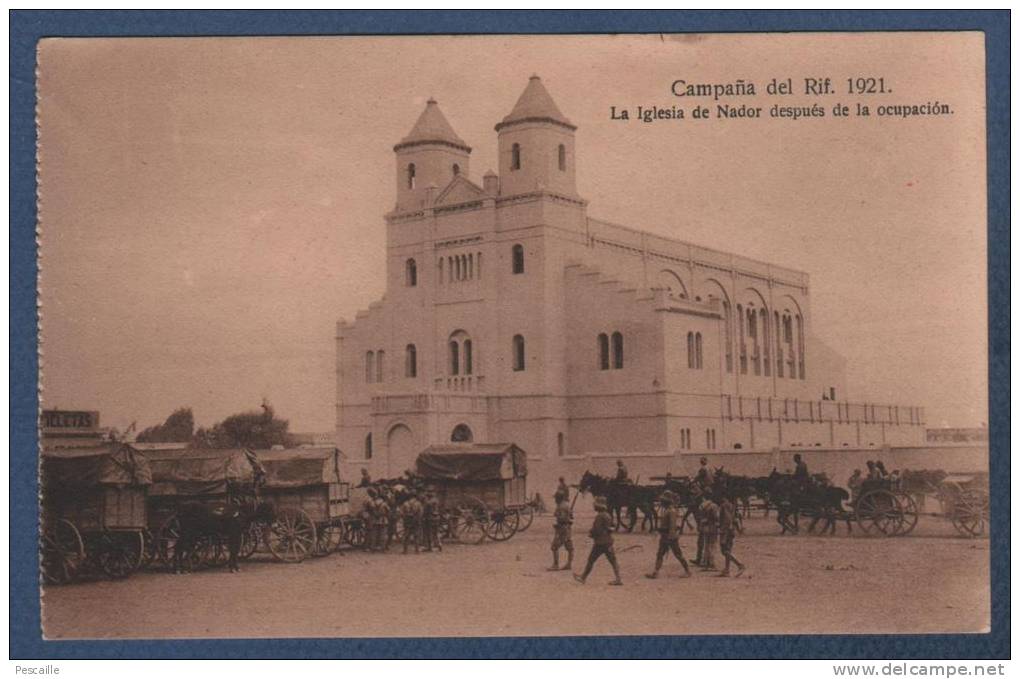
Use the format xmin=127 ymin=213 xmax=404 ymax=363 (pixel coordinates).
xmin=10 ymin=10 xmax=1009 ymax=659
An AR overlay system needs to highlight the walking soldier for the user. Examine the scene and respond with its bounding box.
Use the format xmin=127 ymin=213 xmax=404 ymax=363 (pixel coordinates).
xmin=401 ymin=493 xmax=424 ymax=554
xmin=645 ymin=491 xmax=691 ymax=579
xmin=698 ymin=494 xmax=720 ymax=570
xmin=718 ymin=494 xmax=746 ymax=577
xmin=548 ymin=488 xmax=574 ymax=571
xmin=574 ymin=496 xmax=623 ymax=586
xmin=422 ymin=490 xmax=442 ymax=552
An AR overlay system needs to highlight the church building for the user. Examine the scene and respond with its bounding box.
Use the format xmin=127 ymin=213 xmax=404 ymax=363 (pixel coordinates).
xmin=335 ymin=76 xmax=925 ymax=488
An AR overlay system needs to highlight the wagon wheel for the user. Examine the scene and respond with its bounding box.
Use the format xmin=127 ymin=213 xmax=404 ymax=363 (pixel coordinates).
xmin=156 ymin=514 xmax=181 ymax=567
xmin=516 ymin=504 xmax=535 ymax=532
xmin=199 ymin=535 xmax=230 ymax=568
xmin=484 ymin=508 xmax=520 ymax=542
xmin=452 ymin=497 xmax=488 ymax=544
xmin=343 ymin=519 xmax=366 ymax=548
xmin=266 ymin=508 xmax=317 ymax=562
xmin=96 ymin=532 xmax=139 ymax=580
xmin=951 ymin=489 xmax=989 ymax=537
xmin=855 ymin=488 xmax=904 ymax=537
xmin=238 ymin=523 xmax=260 ymax=560
xmin=314 ymin=523 xmax=345 ymax=556
xmin=41 ymin=518 xmax=84 ymax=585
xmin=894 ymin=491 xmax=919 ymax=536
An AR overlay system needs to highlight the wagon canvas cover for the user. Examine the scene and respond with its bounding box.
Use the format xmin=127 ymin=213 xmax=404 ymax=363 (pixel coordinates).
xmin=416 ymin=443 xmax=527 ymax=481
xmin=144 ymin=448 xmax=265 ymax=496
xmin=258 ymin=448 xmax=344 ymax=488
xmin=42 ymin=444 xmax=153 ymax=490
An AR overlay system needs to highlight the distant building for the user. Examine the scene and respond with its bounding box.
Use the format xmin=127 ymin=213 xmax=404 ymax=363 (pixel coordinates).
xmin=927 ymin=427 xmax=988 ymax=444
xmin=40 ymin=409 xmax=109 ymax=451
xmin=289 ymin=432 xmax=337 ymax=448
xmin=335 ymin=76 xmax=926 ymax=487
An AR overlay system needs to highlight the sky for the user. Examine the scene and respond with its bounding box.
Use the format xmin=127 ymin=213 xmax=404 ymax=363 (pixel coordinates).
xmin=37 ymin=33 xmax=988 ymax=433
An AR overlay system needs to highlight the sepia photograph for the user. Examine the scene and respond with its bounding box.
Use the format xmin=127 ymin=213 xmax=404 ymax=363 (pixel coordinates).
xmin=31 ymin=29 xmax=994 ymax=645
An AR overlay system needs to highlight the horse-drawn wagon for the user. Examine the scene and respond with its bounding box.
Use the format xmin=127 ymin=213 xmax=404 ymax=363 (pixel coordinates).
xmin=415 ymin=443 xmax=529 ymax=543
xmin=853 ymin=470 xmax=989 ymax=538
xmin=41 ymin=444 xmax=152 ymax=584
xmin=257 ymin=447 xmax=354 ymax=559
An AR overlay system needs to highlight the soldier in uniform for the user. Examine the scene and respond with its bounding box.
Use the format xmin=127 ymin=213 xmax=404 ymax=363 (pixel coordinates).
xmin=574 ymin=496 xmax=623 ymax=585
xmin=847 ymin=469 xmax=864 ymax=502
xmin=614 ymin=459 xmax=630 ymax=483
xmin=645 ymin=490 xmax=691 ymax=579
xmin=357 ymin=468 xmax=372 ymax=487
xmin=697 ymin=494 xmax=720 ymax=570
xmin=362 ymin=487 xmax=379 ymax=551
xmin=793 ymin=453 xmax=809 ymax=482
xmin=372 ymin=489 xmax=390 ymax=552
xmin=548 ymin=488 xmax=574 ymax=571
xmin=422 ymin=490 xmax=442 ymax=552
xmin=556 ymin=477 xmax=571 ymax=502
xmin=717 ymin=493 xmax=746 ymax=577
xmin=694 ymin=457 xmax=711 ymax=489
xmin=401 ymin=493 xmax=424 ymax=554
xmin=383 ymin=486 xmax=400 ymax=550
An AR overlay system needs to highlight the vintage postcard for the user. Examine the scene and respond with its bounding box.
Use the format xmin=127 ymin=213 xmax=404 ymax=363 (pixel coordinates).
xmin=36 ymin=32 xmax=989 ymax=640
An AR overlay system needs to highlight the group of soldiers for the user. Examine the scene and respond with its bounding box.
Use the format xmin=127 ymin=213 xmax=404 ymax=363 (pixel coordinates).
xmin=547 ymin=469 xmax=746 ymax=586
xmin=357 ymin=469 xmax=443 ymax=554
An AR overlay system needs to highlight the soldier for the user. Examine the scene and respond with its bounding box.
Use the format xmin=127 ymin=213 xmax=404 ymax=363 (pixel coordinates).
xmin=697 ymin=494 xmax=720 ymax=570
xmin=574 ymin=496 xmax=623 ymax=586
xmin=372 ymin=489 xmax=390 ymax=552
xmin=357 ymin=468 xmax=372 ymax=487
xmin=548 ymin=488 xmax=574 ymax=571
xmin=362 ymin=487 xmax=379 ymax=551
xmin=847 ymin=469 xmax=864 ymax=502
xmin=717 ymin=493 xmax=746 ymax=578
xmin=694 ymin=456 xmax=711 ymax=489
xmin=556 ymin=477 xmax=570 ymax=502
xmin=614 ymin=459 xmax=630 ymax=483
xmin=383 ymin=486 xmax=400 ymax=550
xmin=645 ymin=491 xmax=691 ymax=579
xmin=422 ymin=490 xmax=442 ymax=552
xmin=793 ymin=453 xmax=809 ymax=482
xmin=401 ymin=493 xmax=424 ymax=554
xmin=866 ymin=460 xmax=881 ymax=481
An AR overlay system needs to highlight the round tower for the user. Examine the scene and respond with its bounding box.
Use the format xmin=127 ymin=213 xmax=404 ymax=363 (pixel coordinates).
xmin=495 ymin=75 xmax=577 ymax=198
xmin=393 ymin=98 xmax=471 ymax=211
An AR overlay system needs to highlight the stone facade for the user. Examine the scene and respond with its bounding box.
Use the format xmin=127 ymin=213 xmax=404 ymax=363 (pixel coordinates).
xmin=335 ymin=76 xmax=926 ymax=489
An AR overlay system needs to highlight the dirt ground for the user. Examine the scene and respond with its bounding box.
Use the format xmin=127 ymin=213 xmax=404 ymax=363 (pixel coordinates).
xmin=41 ymin=514 xmax=990 ymax=639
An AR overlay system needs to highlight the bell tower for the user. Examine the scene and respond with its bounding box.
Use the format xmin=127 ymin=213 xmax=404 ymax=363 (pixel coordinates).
xmin=393 ymin=98 xmax=471 ymax=212
xmin=495 ymin=75 xmax=577 ymax=198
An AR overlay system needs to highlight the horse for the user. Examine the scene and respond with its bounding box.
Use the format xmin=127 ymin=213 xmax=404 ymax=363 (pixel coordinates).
xmin=757 ymin=470 xmax=852 ymax=535
xmin=577 ymin=471 xmax=658 ymax=532
xmin=173 ymin=499 xmax=276 ymax=573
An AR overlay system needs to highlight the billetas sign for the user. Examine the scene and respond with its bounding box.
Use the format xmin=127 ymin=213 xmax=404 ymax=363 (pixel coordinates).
xmin=40 ymin=410 xmax=100 ymax=430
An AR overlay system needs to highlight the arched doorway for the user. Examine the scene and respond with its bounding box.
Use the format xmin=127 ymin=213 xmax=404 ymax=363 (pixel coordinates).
xmin=386 ymin=423 xmax=415 ymax=477
xmin=451 ymin=423 xmax=473 ymax=443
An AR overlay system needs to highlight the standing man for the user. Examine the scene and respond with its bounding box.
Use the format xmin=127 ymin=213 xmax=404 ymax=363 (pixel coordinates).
xmin=645 ymin=491 xmax=691 ymax=579
xmin=574 ymin=496 xmax=623 ymax=586
xmin=361 ymin=487 xmax=379 ymax=551
xmin=422 ymin=490 xmax=442 ymax=552
xmin=793 ymin=453 xmax=809 ymax=482
xmin=401 ymin=492 xmax=424 ymax=554
xmin=556 ymin=477 xmax=571 ymax=503
xmin=548 ymin=489 xmax=574 ymax=571
xmin=718 ymin=493 xmax=746 ymax=577
xmin=615 ymin=459 xmax=630 ymax=483
xmin=372 ymin=489 xmax=390 ymax=552
xmin=698 ymin=493 xmax=720 ymax=571
xmin=695 ymin=457 xmax=711 ymax=489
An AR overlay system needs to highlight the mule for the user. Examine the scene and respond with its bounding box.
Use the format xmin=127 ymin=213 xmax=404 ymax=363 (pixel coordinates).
xmin=173 ymin=500 xmax=275 ymax=573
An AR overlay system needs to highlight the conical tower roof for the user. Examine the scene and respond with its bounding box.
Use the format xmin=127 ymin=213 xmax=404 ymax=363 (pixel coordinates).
xmin=394 ymin=98 xmax=471 ymax=153
xmin=495 ymin=75 xmax=576 ymax=132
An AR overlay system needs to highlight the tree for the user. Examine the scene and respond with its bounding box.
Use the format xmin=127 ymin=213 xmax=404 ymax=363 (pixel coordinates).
xmin=192 ymin=400 xmax=292 ymax=450
xmin=137 ymin=407 xmax=195 ymax=443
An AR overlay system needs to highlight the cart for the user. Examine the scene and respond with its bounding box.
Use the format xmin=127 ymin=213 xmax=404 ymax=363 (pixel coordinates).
xmin=853 ymin=471 xmax=989 ymax=538
xmin=415 ymin=443 xmax=528 ymax=543
xmin=41 ymin=444 xmax=152 ymax=584
xmin=258 ymin=448 xmax=353 ymax=559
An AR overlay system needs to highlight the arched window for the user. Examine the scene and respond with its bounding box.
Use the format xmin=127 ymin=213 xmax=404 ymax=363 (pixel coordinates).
xmin=376 ymin=350 xmax=385 ymax=383
xmin=722 ymin=300 xmax=733 ymax=373
xmin=364 ymin=433 xmax=373 ymax=459
xmin=558 ymin=144 xmax=566 ymax=171
xmin=452 ymin=163 xmax=460 ymax=176
xmin=760 ymin=308 xmax=770 ymax=377
xmin=611 ymin=332 xmax=624 ymax=369
xmin=557 ymin=432 xmax=565 ymax=457
xmin=451 ymin=423 xmax=473 ymax=443
xmin=512 ymin=334 xmax=526 ymax=371
xmin=737 ymin=304 xmax=747 ymax=374
xmin=512 ymin=244 xmax=524 ymax=274
xmin=511 ymin=143 xmax=521 ymax=171
xmin=749 ymin=307 xmax=760 ymax=376
xmin=405 ymin=344 xmax=417 ymax=378
xmin=449 ymin=341 xmax=460 ymax=376
xmin=695 ymin=332 xmax=703 ymax=369
xmin=365 ymin=351 xmax=375 ymax=383
xmin=407 ymin=163 xmax=416 ymax=190
xmin=775 ymin=311 xmax=783 ymax=378
xmin=796 ymin=314 xmax=805 ymax=379
xmin=464 ymin=339 xmax=473 ymax=375
xmin=598 ymin=333 xmax=609 ymax=370
xmin=405 ymin=258 xmax=417 ymax=287
xmin=438 ymin=257 xmax=444 ymax=284
xmin=687 ymin=332 xmax=695 ymax=369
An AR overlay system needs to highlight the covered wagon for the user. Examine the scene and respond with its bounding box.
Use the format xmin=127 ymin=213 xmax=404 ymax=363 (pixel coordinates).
xmin=41 ymin=444 xmax=152 ymax=583
xmin=415 ymin=443 xmax=529 ymax=543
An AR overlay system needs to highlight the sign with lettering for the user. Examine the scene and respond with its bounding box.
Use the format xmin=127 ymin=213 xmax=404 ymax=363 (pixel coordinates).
xmin=40 ymin=410 xmax=99 ymax=430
